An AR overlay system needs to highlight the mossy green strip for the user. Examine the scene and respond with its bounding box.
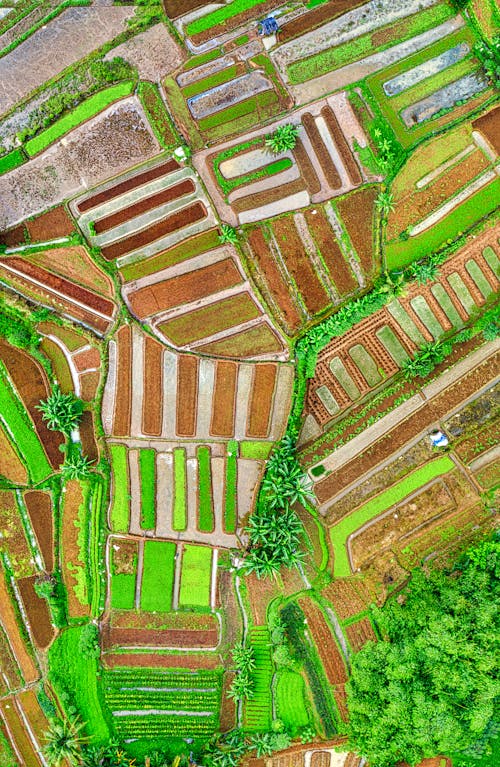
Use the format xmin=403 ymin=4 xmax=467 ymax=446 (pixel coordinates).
xmin=139 ymin=448 xmax=155 ymax=530
xmin=109 ymin=444 xmax=129 ymax=533
xmin=173 ymin=448 xmax=187 ymax=532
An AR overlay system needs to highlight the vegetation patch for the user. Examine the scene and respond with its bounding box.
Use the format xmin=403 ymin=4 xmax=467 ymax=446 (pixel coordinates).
xmin=179 ymin=544 xmax=212 ymax=608
xmin=139 ymin=448 xmax=155 ymax=531
xmin=197 ymin=446 xmax=215 ymax=533
xmin=109 ymin=445 xmax=129 ymax=534
xmin=140 ymin=540 xmax=176 ymax=613
xmin=0 ymin=149 xmax=25 ymax=176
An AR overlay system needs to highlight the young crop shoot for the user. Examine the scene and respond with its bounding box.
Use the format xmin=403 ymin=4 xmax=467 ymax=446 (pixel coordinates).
xmin=37 ymin=386 xmax=83 ymax=435
xmin=265 ymin=124 xmax=300 ymax=153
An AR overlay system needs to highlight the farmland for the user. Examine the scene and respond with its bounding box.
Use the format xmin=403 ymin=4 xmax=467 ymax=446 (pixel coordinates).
xmin=0 ymin=0 xmax=498 ymax=765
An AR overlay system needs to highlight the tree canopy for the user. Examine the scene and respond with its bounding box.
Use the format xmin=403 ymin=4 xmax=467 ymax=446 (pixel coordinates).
xmin=346 ymin=539 xmax=500 ymax=767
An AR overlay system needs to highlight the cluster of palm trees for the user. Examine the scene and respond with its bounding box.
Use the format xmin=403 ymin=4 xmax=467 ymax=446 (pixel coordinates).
xmin=265 ymin=124 xmax=299 ymax=154
xmin=228 ymin=644 xmax=255 ymax=701
xmin=244 ymin=434 xmax=313 ymax=578
xmin=37 ymin=385 xmax=94 ymax=478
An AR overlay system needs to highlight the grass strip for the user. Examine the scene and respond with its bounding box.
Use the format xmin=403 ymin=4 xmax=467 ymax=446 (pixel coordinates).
xmin=110 ymin=573 xmax=136 ymax=610
xmin=139 ymin=448 xmax=156 ymax=531
xmin=25 ymin=81 xmax=135 ymax=156
xmin=137 ymin=80 xmax=179 ymax=150
xmin=197 ymin=446 xmax=215 ymax=533
xmin=224 ymin=441 xmax=238 ymax=534
xmin=140 ymin=540 xmax=176 ymax=612
xmin=184 ymin=48 xmax=223 ymax=70
xmin=109 ymin=444 xmax=129 ymax=534
xmin=275 ymin=670 xmax=311 ymax=734
xmin=288 ymin=3 xmax=453 ymax=84
xmin=120 ymin=228 xmax=220 ymax=282
xmin=0 ymin=148 xmax=25 ymax=176
xmin=0 ymin=362 xmax=52 ymax=484
xmin=90 ymin=480 xmax=102 ymax=617
xmin=186 ymin=0 xmax=269 ymax=36
xmin=330 ymin=456 xmax=455 ymax=577
xmin=219 ymin=157 xmax=292 ymax=196
xmin=199 ymin=89 xmax=277 ymax=132
xmin=239 ymin=441 xmax=273 ymax=460
xmin=182 ymin=65 xmax=239 ymax=99
xmin=179 ymin=544 xmax=212 ymax=608
xmin=173 ymin=448 xmax=187 ymax=532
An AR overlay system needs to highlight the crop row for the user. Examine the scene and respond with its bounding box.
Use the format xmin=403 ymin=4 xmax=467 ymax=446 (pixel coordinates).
xmin=104 ymin=669 xmax=220 ymax=688
xmin=114 ymin=714 xmax=218 ymax=737
xmin=105 ymin=690 xmax=220 ymax=711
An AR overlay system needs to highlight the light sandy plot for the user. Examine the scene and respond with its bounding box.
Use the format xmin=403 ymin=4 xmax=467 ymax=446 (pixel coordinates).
xmin=104 ymin=23 xmax=186 ymax=80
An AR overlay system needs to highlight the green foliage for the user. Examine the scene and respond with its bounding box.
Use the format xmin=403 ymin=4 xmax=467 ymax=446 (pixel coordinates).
xmin=275 ymin=671 xmax=311 ymax=734
xmin=375 ymin=190 xmax=395 ymax=216
xmin=218 ymin=224 xmax=239 ymax=244
xmin=250 ymin=731 xmax=291 ymax=757
xmin=128 ymin=0 xmax=165 ymax=32
xmin=109 ymin=444 xmax=130 ymax=533
xmin=0 ymin=148 xmax=25 ymax=175
xmin=265 ymin=124 xmax=300 ymax=153
xmin=140 ymin=540 xmax=175 ymax=612
xmin=475 ymin=35 xmax=500 ymax=86
xmin=173 ymin=448 xmax=187 ymax=532
xmin=62 ymin=451 xmax=94 ymax=480
xmin=37 ymin=385 xmax=83 ymax=435
xmin=229 ymin=644 xmax=256 ymax=701
xmin=138 ymin=80 xmax=179 ymax=150
xmin=346 ymin=539 xmax=500 ymax=766
xmin=78 ymin=622 xmax=100 ymax=660
xmin=43 ymin=717 xmax=86 ymax=767
xmin=224 ymin=441 xmax=238 ymax=534
xmin=401 ymin=339 xmax=453 ymax=380
xmin=185 ymin=0 xmax=269 ymax=35
xmin=178 ymin=544 xmax=212 ymax=608
xmin=139 ymin=448 xmax=156 ymax=530
xmin=410 ymin=259 xmax=441 ymax=284
xmin=0 ymin=299 xmax=40 ymax=350
xmin=197 ymin=446 xmax=214 ymax=533
xmin=34 ymin=576 xmax=56 ymax=599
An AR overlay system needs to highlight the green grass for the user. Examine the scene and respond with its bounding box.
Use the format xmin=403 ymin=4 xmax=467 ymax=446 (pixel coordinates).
xmin=385 ymin=176 xmax=500 ymax=269
xmin=25 ymin=81 xmax=135 ymax=156
xmin=465 ymin=259 xmax=495 ymax=299
xmin=0 ymin=148 xmax=25 ymax=176
xmin=197 ymin=446 xmax=215 ymax=533
xmin=218 ymin=156 xmax=292 ymax=196
xmin=239 ymin=441 xmax=273 ymax=460
xmin=48 ymin=626 xmax=110 ymax=744
xmin=275 ymin=670 xmax=311 ymax=734
xmin=0 ymin=362 xmax=52 ymax=484
xmin=138 ymin=80 xmax=179 ymax=150
xmin=179 ymin=544 xmax=212 ymax=608
xmin=186 ymin=0 xmax=269 ymax=36
xmin=184 ymin=48 xmax=223 ymax=70
xmin=224 ymin=441 xmax=238 ymax=534
xmin=330 ymin=456 xmax=455 ymax=577
xmin=111 ymin=573 xmax=136 ymax=610
xmin=288 ymin=3 xmax=453 ymax=84
xmin=173 ymin=448 xmax=187 ymax=532
xmin=140 ymin=540 xmax=176 ymax=612
xmin=139 ymin=448 xmax=156 ymax=531
xmin=109 ymin=444 xmax=129 ymax=533
xmin=120 ymin=229 xmax=220 ymax=282
xmin=182 ymin=65 xmax=239 ymax=99
xmin=244 ymin=627 xmax=273 ymax=732
xmin=163 ymin=77 xmax=204 ymax=151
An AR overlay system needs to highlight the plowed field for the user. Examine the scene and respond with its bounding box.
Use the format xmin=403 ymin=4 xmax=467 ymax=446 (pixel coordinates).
xmin=211 ymin=361 xmax=237 ymax=437
xmin=24 ymin=491 xmax=53 ymax=571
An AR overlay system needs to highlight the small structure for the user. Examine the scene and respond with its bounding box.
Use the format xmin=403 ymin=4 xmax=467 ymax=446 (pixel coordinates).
xmin=430 ymin=429 xmax=449 ymax=448
xmin=258 ymin=16 xmax=279 ymax=36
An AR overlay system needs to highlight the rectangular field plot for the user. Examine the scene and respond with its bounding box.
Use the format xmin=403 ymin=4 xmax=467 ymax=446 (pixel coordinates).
xmin=140 ymin=540 xmax=176 ymax=612
xmin=109 ymin=445 xmax=130 ymax=533
xmin=244 ymin=627 xmax=273 ymax=732
xmin=275 ymin=670 xmax=311 ymax=734
xmin=139 ymin=448 xmax=156 ymax=530
xmin=179 ymin=544 xmax=213 ymax=608
xmin=103 ymin=667 xmax=221 ymax=739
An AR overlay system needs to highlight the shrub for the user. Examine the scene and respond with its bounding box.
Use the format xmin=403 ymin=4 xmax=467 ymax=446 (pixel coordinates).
xmin=218 ymin=224 xmax=238 ymax=244
xmin=265 ymin=124 xmax=299 ymax=153
xmin=37 ymin=386 xmax=83 ymax=435
xmin=78 ymin=623 xmax=100 ymax=660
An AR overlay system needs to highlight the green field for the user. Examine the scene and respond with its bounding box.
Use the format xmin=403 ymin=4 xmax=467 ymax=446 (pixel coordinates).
xmin=239 ymin=441 xmax=273 ymax=460
xmin=185 ymin=0 xmax=269 ymax=35
xmin=0 ymin=362 xmax=52 ymax=484
xmin=137 ymin=80 xmax=179 ymax=150
xmin=120 ymin=229 xmax=220 ymax=282
xmin=0 ymin=148 xmax=25 ymax=175
xmin=140 ymin=540 xmax=176 ymax=612
xmin=224 ymin=441 xmax=238 ymax=534
xmin=330 ymin=456 xmax=455 ymax=576
xmin=173 ymin=448 xmax=187 ymax=532
xmin=179 ymin=544 xmax=212 ymax=608
xmin=109 ymin=445 xmax=129 ymax=533
xmin=244 ymin=627 xmax=273 ymax=732
xmin=48 ymin=626 xmax=111 ymax=744
xmin=139 ymin=448 xmax=156 ymax=531
xmin=275 ymin=670 xmax=311 ymax=734
xmin=197 ymin=446 xmax=215 ymax=533
xmin=25 ymin=81 xmax=135 ymax=156
xmin=110 ymin=573 xmax=136 ymax=610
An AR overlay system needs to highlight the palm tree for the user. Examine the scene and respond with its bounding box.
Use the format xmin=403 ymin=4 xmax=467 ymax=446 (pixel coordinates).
xmin=37 ymin=386 xmax=83 ymax=435
xmin=410 ymin=260 xmax=440 ymax=285
xmin=265 ymin=124 xmax=299 ymax=153
xmin=44 ymin=717 xmax=87 ymax=766
xmin=61 ymin=451 xmax=94 ymax=479
xmin=218 ymin=224 xmax=238 ymax=245
xmin=378 ymin=270 xmax=406 ymax=298
xmin=375 ymin=190 xmax=395 ymax=217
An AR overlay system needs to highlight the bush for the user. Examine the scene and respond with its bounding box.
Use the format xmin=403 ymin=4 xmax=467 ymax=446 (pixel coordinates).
xmin=265 ymin=124 xmax=300 ymax=153
xmin=37 ymin=386 xmax=83 ymax=435
xmin=78 ymin=623 xmax=100 ymax=660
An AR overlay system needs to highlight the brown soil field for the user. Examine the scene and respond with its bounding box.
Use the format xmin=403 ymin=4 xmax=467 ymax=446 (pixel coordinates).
xmin=387 ymin=149 xmax=489 ymax=239
xmin=26 ymin=205 xmax=74 ymax=241
xmin=176 ymin=355 xmax=199 ymax=436
xmin=210 ymin=361 xmax=237 ymax=437
xmin=272 ymin=218 xmax=329 ymax=315
xmin=316 ymin=350 xmax=500 ymax=501
xmin=301 ymin=113 xmax=341 ymax=189
xmin=24 ymin=491 xmax=54 ymax=572
xmin=103 ymin=625 xmax=218 ymax=648
xmin=279 ymin=0 xmax=363 ymax=42
xmin=0 ymin=224 xmax=27 ymax=248
xmin=298 ymin=597 xmax=347 ymax=685
xmin=0 ymin=340 xmax=64 ymax=468
xmin=112 ymin=539 xmax=138 ymax=575
xmin=321 ymin=107 xmax=362 ymax=185
xmin=80 ymin=370 xmax=101 ymax=402
xmin=159 ymin=292 xmax=261 ymax=345
xmin=232 ymin=179 xmax=305 ymax=214
xmin=311 ymin=752 xmax=331 ymax=767
xmin=27 ymin=246 xmax=115 ymax=298
xmin=246 ymin=228 xmax=302 ymax=334
xmin=220 ymin=671 xmax=236 ymax=732
xmin=142 ymin=336 xmax=163 ymax=436
xmin=103 ymin=652 xmax=220 ymax=669
xmin=17 ymin=689 xmax=49 ymax=748
xmin=1 ymin=492 xmax=33 ymax=578
xmin=73 ymin=347 xmax=101 ymax=372
xmin=77 ymin=158 xmax=179 ymax=213
xmin=101 ymin=201 xmax=207 ymax=260
xmin=113 ymin=326 xmax=132 ymax=437
xmin=111 ymin=608 xmax=217 ymax=631
xmin=0 ymin=624 xmax=21 ymax=690
xmin=197 ymin=321 xmax=284 ymax=357
xmin=129 ymin=257 xmax=242 ymax=319
xmin=472 ymin=103 xmax=500 ymax=154
xmin=0 ymin=698 xmax=40 ymax=767
xmin=345 ymin=617 xmax=377 ymax=651
xmin=0 ymin=424 xmax=28 ymax=485
xmin=62 ymin=479 xmax=89 ymax=619
xmin=40 ymin=337 xmax=74 ymax=393
xmin=334 ymin=685 xmax=348 ymax=722
xmin=94 ymin=178 xmax=195 ymax=234
xmin=189 ymin=0 xmax=282 ymax=44
xmin=3 ymin=257 xmax=115 ymax=316
xmin=304 ymin=208 xmax=357 ymax=295
xmin=0 ymin=566 xmax=38 ymax=683
xmin=455 ymin=419 xmax=500 ymax=463
xmin=164 ymin=0 xmax=206 ymax=18
xmin=18 ymin=575 xmax=54 ymax=649
xmin=245 ymin=572 xmax=281 ymax=624
xmin=475 ymin=458 xmax=500 ymax=489
xmin=247 ymin=364 xmax=276 ymax=438
xmin=293 ymin=138 xmax=321 ymax=194
xmin=322 ymin=579 xmax=374 ymax=620
xmin=38 ymin=322 xmax=87 ymax=351
xmin=337 ymin=186 xmax=377 ymax=277
xmin=79 ymin=410 xmax=99 ymax=463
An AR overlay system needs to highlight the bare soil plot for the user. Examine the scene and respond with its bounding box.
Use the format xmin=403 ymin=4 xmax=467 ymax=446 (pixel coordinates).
xmin=0 ymin=698 xmax=41 ymax=767
xmin=233 ymin=178 xmax=306 ymax=214
xmin=79 ymin=411 xmax=99 ymax=463
xmin=197 ymin=322 xmax=284 ymax=357
xmin=298 ymin=596 xmax=347 ymax=685
xmin=245 ymin=572 xmax=282 ymax=625
xmin=345 ymin=618 xmax=377 ymax=651
xmin=17 ymin=575 xmax=54 ymax=649
xmin=80 ymin=370 xmax=101 ymax=401
xmin=176 ymin=355 xmax=199 ymax=437
xmin=142 ymin=336 xmax=163 ymax=437
xmin=0 ymin=625 xmax=21 ymax=691
xmin=247 ymin=364 xmax=277 ymax=438
xmin=103 ymin=626 xmax=218 ymax=649
xmin=0 ymin=424 xmax=28 ymax=485
xmin=24 ymin=245 xmax=115 ymax=298
xmin=105 ymin=23 xmax=185 ymax=80
xmin=25 ymin=205 xmax=75 ymax=241
xmin=337 ymin=186 xmax=378 ymax=276
xmin=0 ymin=224 xmax=27 ymax=248
xmin=165 ymin=0 xmax=207 ymax=18
xmin=322 ymin=579 xmax=376 ymax=620
xmin=24 ymin=491 xmax=53 ymax=571
xmin=103 ymin=652 xmax=220 ymax=669
xmin=321 ymin=107 xmax=362 ymax=185
xmin=293 ymin=137 xmax=322 ymax=194
xmin=279 ymin=0 xmax=365 ymax=43
xmin=113 ymin=326 xmax=132 ymax=437
xmin=0 ymin=564 xmax=38 ymax=683
xmin=210 ymin=361 xmax=237 ymax=437
xmin=304 ymin=208 xmax=357 ymax=295
xmin=473 ymin=103 xmax=500 ymax=154
xmin=301 ymin=112 xmax=341 ymax=189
